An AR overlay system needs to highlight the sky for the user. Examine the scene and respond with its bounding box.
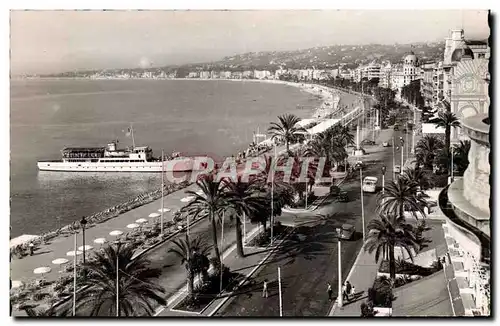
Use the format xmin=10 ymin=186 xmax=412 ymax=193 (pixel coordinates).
xmin=10 ymin=10 xmax=490 ymax=75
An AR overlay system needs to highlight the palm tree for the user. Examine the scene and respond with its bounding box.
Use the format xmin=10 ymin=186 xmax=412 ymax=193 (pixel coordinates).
xmin=415 ymin=135 xmax=444 ymax=170
xmin=74 ymin=243 xmax=166 ymax=316
xmin=452 ymin=140 xmax=471 ymax=175
xmin=402 ymin=167 xmax=429 ymax=192
xmin=169 ymin=236 xmax=211 ymax=298
xmin=182 ymin=174 xmax=228 ymax=269
xmin=378 ymin=177 xmax=427 ymax=221
xmin=268 ymin=113 xmax=306 ymax=153
xmin=364 ymin=214 xmax=419 ymax=281
xmin=224 ymin=176 xmax=267 ymax=257
xmin=431 ymin=110 xmax=461 ymax=168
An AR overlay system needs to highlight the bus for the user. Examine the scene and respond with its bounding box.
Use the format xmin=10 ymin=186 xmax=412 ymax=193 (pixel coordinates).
xmin=362 ymin=176 xmax=378 ymax=193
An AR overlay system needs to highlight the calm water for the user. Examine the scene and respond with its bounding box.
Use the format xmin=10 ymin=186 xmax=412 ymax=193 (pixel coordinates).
xmin=10 ymin=79 xmax=321 ymax=237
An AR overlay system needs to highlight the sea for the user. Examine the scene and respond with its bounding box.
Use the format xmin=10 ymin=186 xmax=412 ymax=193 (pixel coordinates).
xmin=10 ymin=79 xmax=322 ymax=237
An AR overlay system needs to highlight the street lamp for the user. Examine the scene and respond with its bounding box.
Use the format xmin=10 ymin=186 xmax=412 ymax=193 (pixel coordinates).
xmin=400 ymin=137 xmax=404 ymax=175
xmin=335 ymin=227 xmax=344 ymax=308
xmin=360 ymin=169 xmax=365 ymax=242
xmin=80 ymin=216 xmax=88 ymax=278
xmin=381 ymin=165 xmax=386 ymax=194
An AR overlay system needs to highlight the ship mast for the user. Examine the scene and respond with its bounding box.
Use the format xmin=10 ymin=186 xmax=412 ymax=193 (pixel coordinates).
xmin=130 ymin=123 xmax=136 ymax=148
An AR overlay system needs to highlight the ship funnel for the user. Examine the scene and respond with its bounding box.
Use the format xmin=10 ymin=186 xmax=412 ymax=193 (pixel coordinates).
xmin=107 ymin=142 xmax=117 ymax=151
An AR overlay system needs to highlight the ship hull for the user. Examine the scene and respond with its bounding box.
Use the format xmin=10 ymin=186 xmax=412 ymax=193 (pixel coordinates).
xmin=37 ymin=159 xmax=195 ymax=172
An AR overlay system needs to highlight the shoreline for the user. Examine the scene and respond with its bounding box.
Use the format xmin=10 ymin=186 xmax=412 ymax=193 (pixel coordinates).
xmin=10 ymin=79 xmax=359 ymax=248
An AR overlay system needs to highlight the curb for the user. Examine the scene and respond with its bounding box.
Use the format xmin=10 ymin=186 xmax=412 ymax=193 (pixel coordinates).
xmin=49 ymin=215 xmax=207 ymax=311
xmin=153 ymin=225 xmax=263 ymax=316
xmin=206 ymin=229 xmax=295 ymax=316
xmin=327 ymin=243 xmax=365 ymax=316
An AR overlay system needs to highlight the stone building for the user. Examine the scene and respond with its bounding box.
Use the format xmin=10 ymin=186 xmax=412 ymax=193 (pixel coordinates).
xmin=440 ymin=113 xmax=490 ymax=316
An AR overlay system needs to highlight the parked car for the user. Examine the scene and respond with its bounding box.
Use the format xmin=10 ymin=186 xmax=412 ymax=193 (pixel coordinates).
xmin=338 ymin=224 xmax=355 ymax=240
xmin=361 ymin=139 xmax=375 ymax=146
xmin=394 ymin=165 xmax=401 ymax=174
xmin=337 ymin=190 xmax=349 ymax=202
xmin=382 ymin=141 xmax=389 ymax=147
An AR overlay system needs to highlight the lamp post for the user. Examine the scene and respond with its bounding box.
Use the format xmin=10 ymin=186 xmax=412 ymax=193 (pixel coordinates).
xmin=400 ymin=137 xmax=404 ymax=175
xmin=335 ymin=227 xmax=343 ymax=308
xmin=80 ymin=216 xmax=87 ymax=279
xmin=392 ymin=137 xmax=395 ymax=180
xmin=360 ymin=169 xmax=365 ymax=242
xmin=114 ymin=241 xmax=121 ymax=317
xmin=381 ymin=165 xmax=386 ymax=194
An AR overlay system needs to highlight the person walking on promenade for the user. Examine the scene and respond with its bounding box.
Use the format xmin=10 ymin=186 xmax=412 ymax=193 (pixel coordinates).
xmin=342 ymin=283 xmax=348 ymax=302
xmin=262 ymin=279 xmax=269 ymax=298
xmin=28 ymin=242 xmax=34 ymax=256
xmin=350 ymin=285 xmax=356 ymax=301
xmin=327 ymin=282 xmax=333 ymax=301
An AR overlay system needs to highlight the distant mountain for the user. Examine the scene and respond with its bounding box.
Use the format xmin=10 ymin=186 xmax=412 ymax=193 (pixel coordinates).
xmin=173 ymin=42 xmax=445 ymax=71
xmin=36 ymin=42 xmax=445 ymax=77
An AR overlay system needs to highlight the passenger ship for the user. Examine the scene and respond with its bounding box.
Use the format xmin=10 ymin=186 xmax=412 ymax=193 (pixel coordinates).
xmin=37 ymin=141 xmax=195 ymax=172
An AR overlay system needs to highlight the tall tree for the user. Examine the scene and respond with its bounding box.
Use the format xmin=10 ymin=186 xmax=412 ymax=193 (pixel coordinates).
xmin=378 ymin=177 xmax=427 ymax=221
xmin=73 ymin=243 xmax=166 ymax=316
xmin=169 ymin=236 xmax=211 ymax=298
xmin=452 ymin=140 xmax=471 ymax=175
xmin=364 ymin=214 xmax=419 ymax=281
xmin=268 ymin=113 xmax=306 ymax=153
xmin=224 ymin=177 xmax=267 ymax=257
xmin=183 ymin=174 xmax=228 ymax=271
xmin=415 ymin=135 xmax=444 ymax=170
xmin=430 ymin=109 xmax=461 ymax=171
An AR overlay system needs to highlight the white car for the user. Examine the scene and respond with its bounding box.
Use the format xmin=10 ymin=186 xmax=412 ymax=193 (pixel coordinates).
xmin=362 ymin=176 xmax=378 ymax=193
xmin=382 ymin=141 xmax=389 ymax=147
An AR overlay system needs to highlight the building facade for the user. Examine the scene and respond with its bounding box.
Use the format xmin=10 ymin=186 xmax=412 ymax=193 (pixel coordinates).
xmin=440 ymin=113 xmax=490 ymax=316
xmin=420 ymin=62 xmax=436 ymax=106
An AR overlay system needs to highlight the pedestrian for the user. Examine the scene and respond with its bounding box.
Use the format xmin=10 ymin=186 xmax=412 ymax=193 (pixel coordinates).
xmin=327 ymin=282 xmax=333 ymax=301
xmin=350 ymin=285 xmax=356 ymax=300
xmin=345 ymin=281 xmax=352 ymax=300
xmin=28 ymin=242 xmax=34 ymax=256
xmin=342 ymin=282 xmax=349 ymax=302
xmin=262 ymin=279 xmax=269 ymax=298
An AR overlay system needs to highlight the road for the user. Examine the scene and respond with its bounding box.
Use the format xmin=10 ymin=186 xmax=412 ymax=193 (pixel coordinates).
xmin=216 ymin=127 xmax=411 ymax=316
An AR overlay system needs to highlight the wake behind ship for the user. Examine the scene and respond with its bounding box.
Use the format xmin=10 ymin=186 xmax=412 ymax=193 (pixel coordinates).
xmin=37 ymin=141 xmax=194 ymax=172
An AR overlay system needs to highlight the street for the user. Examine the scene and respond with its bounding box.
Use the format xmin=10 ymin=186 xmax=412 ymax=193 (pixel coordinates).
xmin=216 ymin=128 xmax=407 ymax=316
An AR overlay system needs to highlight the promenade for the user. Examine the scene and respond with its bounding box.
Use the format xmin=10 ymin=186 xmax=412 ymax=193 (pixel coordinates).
xmin=215 ymin=129 xmax=397 ymax=316
xmin=11 ymin=84 xmax=375 ymax=316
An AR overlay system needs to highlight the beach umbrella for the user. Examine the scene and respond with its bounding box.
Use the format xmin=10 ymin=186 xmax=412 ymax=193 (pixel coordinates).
xmin=66 ymin=250 xmax=82 ymax=257
xmin=52 ymin=258 xmax=69 ymax=273
xmin=149 ymin=212 xmax=161 ymax=218
xmin=135 ymin=218 xmax=148 ymax=224
xmin=11 ymin=280 xmax=23 ymax=289
xmin=109 ymin=230 xmax=123 ymax=237
xmin=127 ymin=223 xmax=139 ymax=229
xmin=93 ymin=238 xmax=107 ymax=245
xmin=33 ymin=266 xmax=52 ymax=278
xmin=158 ymin=208 xmax=171 ymax=213
xmin=52 ymin=258 xmax=69 ymax=265
xmin=78 ymin=245 xmax=93 ymax=251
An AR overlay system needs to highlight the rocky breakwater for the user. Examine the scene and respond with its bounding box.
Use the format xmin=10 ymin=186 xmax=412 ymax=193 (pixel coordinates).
xmin=10 ymin=181 xmax=192 ymax=259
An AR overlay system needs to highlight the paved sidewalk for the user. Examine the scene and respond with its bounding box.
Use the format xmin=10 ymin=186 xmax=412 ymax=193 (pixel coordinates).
xmin=157 ymin=228 xmax=290 ymax=316
xmin=11 ymin=183 xmax=200 ymax=283
xmin=329 ymin=246 xmax=380 ymax=316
